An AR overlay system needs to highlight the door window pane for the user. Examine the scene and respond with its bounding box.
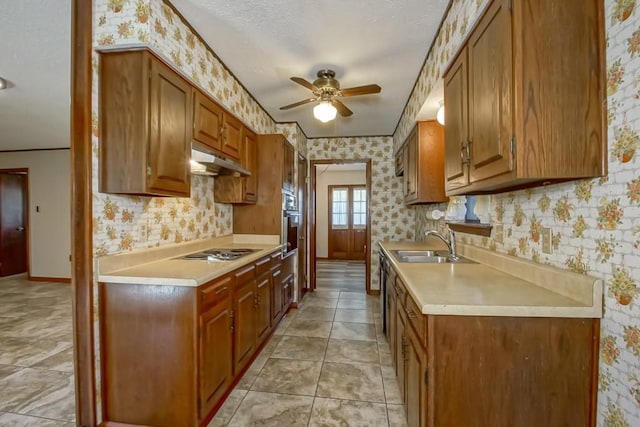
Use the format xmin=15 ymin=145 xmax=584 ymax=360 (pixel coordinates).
xmin=331 ymin=188 xmax=348 ymax=229
xmin=353 ymin=188 xmax=367 ymax=228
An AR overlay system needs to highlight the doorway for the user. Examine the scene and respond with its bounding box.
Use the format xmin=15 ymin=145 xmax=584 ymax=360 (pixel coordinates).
xmin=328 ymin=185 xmax=367 ymax=260
xmin=0 ymin=169 xmax=28 ymax=277
xmin=310 ymin=160 xmax=372 ymax=293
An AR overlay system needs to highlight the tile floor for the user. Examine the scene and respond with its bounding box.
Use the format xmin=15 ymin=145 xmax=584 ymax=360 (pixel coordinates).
xmin=209 ymin=287 xmax=407 ymax=426
xmin=0 ymin=275 xmax=76 ymax=426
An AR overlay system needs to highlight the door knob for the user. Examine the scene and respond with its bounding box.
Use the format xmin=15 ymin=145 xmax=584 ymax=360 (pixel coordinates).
xmin=16 ymin=227 xmax=25 ymax=231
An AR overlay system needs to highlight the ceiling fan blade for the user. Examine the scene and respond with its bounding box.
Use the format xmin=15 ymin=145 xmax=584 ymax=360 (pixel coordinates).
xmin=332 ymin=99 xmax=353 ymax=117
xmin=290 ymin=77 xmax=317 ymax=91
xmin=340 ymin=84 xmax=382 ymax=97
xmin=279 ymin=98 xmax=317 ymax=110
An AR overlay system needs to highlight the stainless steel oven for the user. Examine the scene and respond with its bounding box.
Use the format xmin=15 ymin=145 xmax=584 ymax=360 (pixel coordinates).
xmin=282 ymin=192 xmax=299 ymax=257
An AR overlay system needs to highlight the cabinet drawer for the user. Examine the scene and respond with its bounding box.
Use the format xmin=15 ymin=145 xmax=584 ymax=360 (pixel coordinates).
xmin=234 ymin=264 xmax=255 ymax=288
xmin=255 ymin=255 xmax=271 ymax=276
xmin=404 ymin=294 xmax=426 ymax=348
xmin=200 ymin=276 xmax=232 ymax=311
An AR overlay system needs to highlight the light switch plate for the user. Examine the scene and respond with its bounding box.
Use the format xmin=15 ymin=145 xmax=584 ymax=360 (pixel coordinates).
xmin=494 ymin=224 xmax=504 ymax=244
xmin=542 ymin=227 xmax=553 ymax=254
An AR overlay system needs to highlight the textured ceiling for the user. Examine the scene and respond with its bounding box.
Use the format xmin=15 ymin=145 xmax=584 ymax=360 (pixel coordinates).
xmin=0 ymin=0 xmax=448 ymax=151
xmin=0 ymin=0 xmax=71 ymax=151
xmin=171 ymin=0 xmax=449 ymax=138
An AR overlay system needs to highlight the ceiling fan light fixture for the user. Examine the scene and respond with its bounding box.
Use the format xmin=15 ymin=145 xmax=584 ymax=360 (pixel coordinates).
xmin=313 ymin=101 xmax=337 ymax=123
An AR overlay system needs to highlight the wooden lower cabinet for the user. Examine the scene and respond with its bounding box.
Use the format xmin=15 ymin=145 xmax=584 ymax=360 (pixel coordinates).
xmin=199 ymin=281 xmax=232 ymax=419
xmin=233 ymin=265 xmax=257 ymax=374
xmin=388 ymin=276 xmax=599 ymax=427
xmin=99 ymin=250 xmax=284 ymax=427
xmin=255 ymin=272 xmax=271 ymax=345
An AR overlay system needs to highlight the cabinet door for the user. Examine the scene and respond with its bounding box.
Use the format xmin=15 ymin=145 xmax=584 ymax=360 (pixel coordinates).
xmin=271 ymin=267 xmax=283 ymax=323
xmin=444 ymin=49 xmax=469 ymax=192
xmin=387 ymin=272 xmax=397 ymax=369
xmin=242 ymin=128 xmax=258 ymax=202
xmin=255 ymin=274 xmax=271 ymax=345
xmin=282 ymin=142 xmax=295 ymax=192
xmin=148 ymin=57 xmax=192 ymax=196
xmin=221 ymin=113 xmax=242 ymax=161
xmin=395 ymin=145 xmax=405 ymax=177
xmin=395 ymin=304 xmax=407 ymax=404
xmin=193 ymin=90 xmax=223 ymax=152
xmin=199 ymin=297 xmax=232 ymax=419
xmin=403 ymin=129 xmax=418 ymax=202
xmin=233 ymin=278 xmax=256 ymax=374
xmin=467 ymin=0 xmax=513 ymax=183
xmin=406 ymin=325 xmax=427 ymax=427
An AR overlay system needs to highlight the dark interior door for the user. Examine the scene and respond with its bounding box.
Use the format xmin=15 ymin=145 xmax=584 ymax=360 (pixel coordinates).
xmin=328 ymin=185 xmax=367 ymax=260
xmin=0 ymin=172 xmax=28 ymax=277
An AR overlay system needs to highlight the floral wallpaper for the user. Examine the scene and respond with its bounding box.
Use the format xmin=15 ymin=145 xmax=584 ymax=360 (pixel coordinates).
xmin=92 ymin=0 xmax=280 ymax=256
xmin=410 ymin=0 xmax=640 ymax=424
xmin=307 ymin=137 xmax=414 ymax=291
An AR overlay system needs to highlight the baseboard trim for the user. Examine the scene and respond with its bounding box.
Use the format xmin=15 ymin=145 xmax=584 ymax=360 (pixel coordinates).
xmin=368 ymin=290 xmax=381 ymax=296
xmin=28 ymin=276 xmax=71 ymax=284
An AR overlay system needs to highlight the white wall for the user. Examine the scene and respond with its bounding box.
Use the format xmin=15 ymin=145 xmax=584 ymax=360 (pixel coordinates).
xmin=0 ymin=150 xmax=71 ymax=278
xmin=315 ymin=168 xmax=366 ymax=258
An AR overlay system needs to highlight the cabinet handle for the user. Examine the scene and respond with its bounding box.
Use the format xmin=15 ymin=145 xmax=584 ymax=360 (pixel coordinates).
xmin=406 ymin=308 xmax=417 ymax=319
xmin=401 ymin=335 xmax=409 ymax=361
xmin=460 ymin=141 xmax=471 ymax=164
xmin=215 ymin=286 xmax=228 ymax=295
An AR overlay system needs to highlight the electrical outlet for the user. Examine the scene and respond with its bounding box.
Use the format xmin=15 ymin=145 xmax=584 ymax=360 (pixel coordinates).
xmin=542 ymin=227 xmax=553 ymax=254
xmin=494 ymin=224 xmax=504 ymax=244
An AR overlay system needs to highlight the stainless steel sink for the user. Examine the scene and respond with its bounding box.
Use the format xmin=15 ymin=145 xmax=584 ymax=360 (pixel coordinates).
xmin=391 ymin=250 xmax=476 ymax=264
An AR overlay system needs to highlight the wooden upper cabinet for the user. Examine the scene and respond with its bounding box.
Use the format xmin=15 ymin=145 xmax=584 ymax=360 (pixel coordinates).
xmin=99 ymin=48 xmax=192 ymax=197
xmin=214 ymin=126 xmax=258 ymax=204
xmin=282 ymin=141 xmax=295 ymax=193
xmin=443 ymin=0 xmax=606 ymax=195
xmin=193 ymin=87 xmax=241 ymax=162
xmin=403 ymin=121 xmax=448 ymax=205
xmin=221 ymin=113 xmax=242 ymax=162
xmin=193 ymin=89 xmax=223 ymax=152
xmin=444 ymin=50 xmax=469 ymax=192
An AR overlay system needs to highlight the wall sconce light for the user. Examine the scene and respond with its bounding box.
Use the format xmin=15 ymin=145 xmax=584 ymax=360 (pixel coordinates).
xmin=313 ymin=101 xmax=337 ymax=123
xmin=436 ymin=101 xmax=445 ymax=125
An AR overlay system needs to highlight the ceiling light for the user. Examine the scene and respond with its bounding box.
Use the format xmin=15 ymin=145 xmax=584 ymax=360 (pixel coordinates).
xmin=0 ymin=77 xmax=7 ymax=90
xmin=436 ymin=102 xmax=445 ymax=125
xmin=313 ymin=101 xmax=337 ymax=123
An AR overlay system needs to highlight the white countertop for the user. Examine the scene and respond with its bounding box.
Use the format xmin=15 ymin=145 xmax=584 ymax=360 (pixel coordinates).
xmin=97 ymin=235 xmax=282 ymax=287
xmin=379 ymin=241 xmax=603 ymax=318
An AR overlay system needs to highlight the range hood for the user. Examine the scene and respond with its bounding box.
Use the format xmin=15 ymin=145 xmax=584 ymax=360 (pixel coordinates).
xmin=190 ymin=143 xmax=250 ymax=177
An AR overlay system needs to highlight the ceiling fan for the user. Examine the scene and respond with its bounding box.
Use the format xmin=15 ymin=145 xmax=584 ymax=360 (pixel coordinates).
xmin=280 ymin=69 xmax=381 ymax=122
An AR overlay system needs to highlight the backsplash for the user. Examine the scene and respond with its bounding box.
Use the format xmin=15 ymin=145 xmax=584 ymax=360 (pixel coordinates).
xmin=307 ymin=137 xmax=414 ymax=291
xmin=410 ymin=0 xmax=640 ymax=424
xmin=92 ymin=0 xmax=279 ymax=256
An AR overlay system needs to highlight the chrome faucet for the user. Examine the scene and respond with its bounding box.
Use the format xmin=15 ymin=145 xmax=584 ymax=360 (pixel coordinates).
xmin=424 ymin=229 xmax=458 ymax=260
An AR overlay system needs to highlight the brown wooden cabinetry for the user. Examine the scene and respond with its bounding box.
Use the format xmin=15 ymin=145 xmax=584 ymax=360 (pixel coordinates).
xmin=443 ymin=0 xmax=606 ymax=195
xmin=192 ymin=89 xmax=241 ymax=162
xmin=395 ymin=145 xmax=405 ymax=177
xmin=234 ymin=134 xmax=296 ymax=235
xmin=199 ymin=278 xmax=232 ymax=419
xmin=386 ymin=273 xmax=599 ymax=427
xmin=232 ymin=265 xmax=257 ymax=374
xmin=214 ymin=127 xmax=258 ymax=204
xmin=99 ymin=249 xmax=283 ymax=427
xmin=402 ymin=121 xmax=448 ymax=204
xmin=99 ymin=48 xmax=192 ymax=197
